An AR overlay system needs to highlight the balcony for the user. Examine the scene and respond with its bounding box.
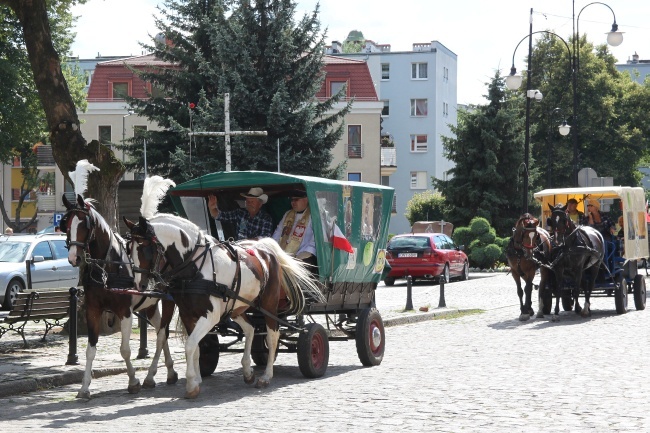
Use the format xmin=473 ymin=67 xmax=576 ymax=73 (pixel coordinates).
xmin=347 ymin=143 xmax=364 ymax=159
xmin=36 ymin=145 xmax=55 ymax=166
xmin=381 ymin=147 xmax=397 ymax=176
xmin=37 ymin=194 xmax=56 ymax=211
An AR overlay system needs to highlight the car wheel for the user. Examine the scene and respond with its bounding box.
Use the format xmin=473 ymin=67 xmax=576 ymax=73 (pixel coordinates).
xmin=3 ymin=279 xmax=24 ymax=311
xmin=383 ymin=277 xmax=395 ymax=287
xmin=442 ymin=264 xmax=450 ymax=284
xmin=461 ymin=262 xmax=469 ymax=281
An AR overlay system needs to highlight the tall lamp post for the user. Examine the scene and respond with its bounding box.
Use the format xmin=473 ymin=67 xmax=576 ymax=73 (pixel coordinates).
xmin=547 ymin=108 xmax=571 ymax=188
xmin=506 ymin=3 xmax=623 ymax=202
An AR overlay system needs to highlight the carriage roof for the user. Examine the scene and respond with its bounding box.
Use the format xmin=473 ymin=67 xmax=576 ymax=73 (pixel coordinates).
xmin=168 ymin=171 xmax=395 ymax=285
xmin=534 ymin=186 xmax=649 ymax=261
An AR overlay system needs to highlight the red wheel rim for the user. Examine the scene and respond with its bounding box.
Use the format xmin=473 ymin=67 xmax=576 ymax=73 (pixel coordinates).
xmin=311 ymin=332 xmax=325 ymax=368
xmin=369 ymin=319 xmax=384 ymax=355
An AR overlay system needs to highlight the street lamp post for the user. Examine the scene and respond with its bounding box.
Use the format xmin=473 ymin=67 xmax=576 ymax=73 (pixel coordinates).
xmin=505 ymin=2 xmax=623 ymax=205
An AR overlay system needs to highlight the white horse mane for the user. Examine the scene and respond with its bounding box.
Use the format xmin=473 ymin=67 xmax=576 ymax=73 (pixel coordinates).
xmin=149 ymin=213 xmax=207 ymax=250
xmin=141 ymin=176 xmax=176 ymax=219
xmin=69 ymin=159 xmax=100 ymax=197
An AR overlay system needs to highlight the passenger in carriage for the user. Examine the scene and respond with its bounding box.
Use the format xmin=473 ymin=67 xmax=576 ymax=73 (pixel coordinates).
xmin=272 ymin=190 xmax=318 ymax=275
xmin=566 ymin=198 xmax=584 ymax=225
xmin=582 ymin=198 xmax=616 ymax=241
xmin=207 ymin=187 xmax=274 ymax=240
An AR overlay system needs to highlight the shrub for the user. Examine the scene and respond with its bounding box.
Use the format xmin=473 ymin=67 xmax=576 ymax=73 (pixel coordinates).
xmin=453 ymin=217 xmax=508 ymax=269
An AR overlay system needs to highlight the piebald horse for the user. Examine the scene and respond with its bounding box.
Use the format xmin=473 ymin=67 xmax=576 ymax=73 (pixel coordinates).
xmin=506 ymin=213 xmax=553 ymax=321
xmin=124 ymin=176 xmax=324 ymax=399
xmin=62 ymin=162 xmax=177 ymax=399
xmin=546 ymin=204 xmax=605 ymax=318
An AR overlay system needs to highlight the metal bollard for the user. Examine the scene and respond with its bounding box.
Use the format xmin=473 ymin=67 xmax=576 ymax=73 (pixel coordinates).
xmin=66 ymin=287 xmax=79 ymax=365
xmin=405 ymin=275 xmax=414 ymax=311
xmin=137 ymin=315 xmax=149 ymax=359
xmin=438 ymin=276 xmax=447 ymax=308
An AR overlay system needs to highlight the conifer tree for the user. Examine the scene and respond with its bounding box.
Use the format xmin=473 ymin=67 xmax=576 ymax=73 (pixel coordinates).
xmin=127 ymin=0 xmax=349 ymax=182
xmin=434 ymin=72 xmax=529 ymax=237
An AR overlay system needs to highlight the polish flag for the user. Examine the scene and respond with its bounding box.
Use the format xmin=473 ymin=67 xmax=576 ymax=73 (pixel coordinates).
xmin=332 ymin=224 xmax=354 ymax=253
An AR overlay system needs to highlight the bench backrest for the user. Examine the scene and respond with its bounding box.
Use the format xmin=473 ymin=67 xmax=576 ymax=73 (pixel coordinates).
xmin=5 ymin=290 xmax=70 ymax=324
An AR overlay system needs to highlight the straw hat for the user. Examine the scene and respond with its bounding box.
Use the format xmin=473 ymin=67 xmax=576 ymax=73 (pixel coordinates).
xmin=587 ymin=198 xmax=600 ymax=210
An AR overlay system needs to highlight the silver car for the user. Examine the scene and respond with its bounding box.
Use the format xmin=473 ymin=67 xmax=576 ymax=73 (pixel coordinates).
xmin=0 ymin=233 xmax=79 ymax=310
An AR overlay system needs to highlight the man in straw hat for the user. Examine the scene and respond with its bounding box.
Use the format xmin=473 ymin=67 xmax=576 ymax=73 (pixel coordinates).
xmin=208 ymin=187 xmax=273 ymax=240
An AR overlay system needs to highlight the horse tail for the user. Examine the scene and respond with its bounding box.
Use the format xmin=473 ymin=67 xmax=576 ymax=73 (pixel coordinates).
xmin=254 ymin=238 xmax=326 ymax=312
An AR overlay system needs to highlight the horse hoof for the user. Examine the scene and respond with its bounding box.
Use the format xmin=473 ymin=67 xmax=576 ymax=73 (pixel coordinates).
xmin=185 ymin=387 xmax=200 ymax=399
xmin=128 ymin=381 xmax=142 ymax=394
xmin=528 ymin=308 xmax=535 ymax=316
xmin=519 ymin=314 xmax=530 ymax=322
xmin=255 ymin=378 xmax=270 ymax=389
xmin=167 ymin=372 xmax=179 ymax=385
xmin=143 ymin=378 xmax=156 ymax=389
xmin=536 ymin=312 xmax=544 ymax=319
xmin=581 ymin=310 xmax=591 ymax=318
xmin=244 ymin=373 xmax=255 ymax=385
xmin=76 ymin=390 xmax=90 ymax=400
xmin=551 ymin=315 xmax=560 ymax=322
xmin=575 ymin=305 xmax=582 ymax=314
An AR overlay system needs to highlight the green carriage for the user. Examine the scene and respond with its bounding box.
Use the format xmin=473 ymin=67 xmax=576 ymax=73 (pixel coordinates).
xmin=168 ymin=171 xmax=394 ymax=374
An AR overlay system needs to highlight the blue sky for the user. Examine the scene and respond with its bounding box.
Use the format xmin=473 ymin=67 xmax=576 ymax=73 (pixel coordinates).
xmin=70 ymin=0 xmax=650 ymax=106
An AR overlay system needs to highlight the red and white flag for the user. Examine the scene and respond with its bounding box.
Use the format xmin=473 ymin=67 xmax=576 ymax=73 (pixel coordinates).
xmin=332 ymin=224 xmax=354 ymax=253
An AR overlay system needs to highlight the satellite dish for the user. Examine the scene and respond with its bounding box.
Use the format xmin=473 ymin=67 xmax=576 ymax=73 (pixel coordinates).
xmin=578 ymin=168 xmax=598 ymax=187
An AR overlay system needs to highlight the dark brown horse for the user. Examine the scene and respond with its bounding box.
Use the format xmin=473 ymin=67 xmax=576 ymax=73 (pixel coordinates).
xmin=546 ymin=204 xmax=605 ymax=318
xmin=506 ymin=213 xmax=553 ymax=321
xmin=63 ymin=194 xmax=178 ymax=399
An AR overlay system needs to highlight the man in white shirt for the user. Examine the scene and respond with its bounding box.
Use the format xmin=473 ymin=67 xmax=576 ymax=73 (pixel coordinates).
xmin=272 ymin=190 xmax=317 ymax=273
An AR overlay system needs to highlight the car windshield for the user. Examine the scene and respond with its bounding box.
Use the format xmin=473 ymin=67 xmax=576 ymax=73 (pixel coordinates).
xmin=0 ymin=241 xmax=30 ymax=262
xmin=389 ymin=236 xmax=430 ymax=249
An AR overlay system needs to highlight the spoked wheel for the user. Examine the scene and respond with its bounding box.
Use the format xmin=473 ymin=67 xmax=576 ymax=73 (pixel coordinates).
xmin=633 ymin=274 xmax=646 ymax=311
xmin=251 ymin=334 xmax=279 ymax=367
xmin=561 ymin=292 xmax=573 ymax=311
xmin=198 ymin=333 xmax=220 ymax=377
xmin=614 ymin=273 xmax=628 ymax=314
xmin=355 ymin=308 xmax=385 ymax=367
xmin=297 ymin=323 xmax=329 ymax=378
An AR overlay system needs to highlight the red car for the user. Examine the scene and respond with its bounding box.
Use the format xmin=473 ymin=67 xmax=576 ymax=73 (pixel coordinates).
xmin=383 ymin=233 xmax=469 ymax=286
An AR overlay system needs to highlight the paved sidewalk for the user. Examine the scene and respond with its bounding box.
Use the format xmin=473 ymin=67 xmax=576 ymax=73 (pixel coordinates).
xmin=0 ymin=272 xmax=500 ymax=398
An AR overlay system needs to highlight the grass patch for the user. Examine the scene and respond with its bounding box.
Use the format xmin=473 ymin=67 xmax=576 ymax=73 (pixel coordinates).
xmin=433 ymin=309 xmax=484 ymax=320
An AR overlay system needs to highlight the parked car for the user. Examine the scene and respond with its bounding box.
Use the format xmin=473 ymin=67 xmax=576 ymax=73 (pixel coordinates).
xmin=0 ymin=233 xmax=78 ymax=310
xmin=383 ymin=233 xmax=469 ymax=286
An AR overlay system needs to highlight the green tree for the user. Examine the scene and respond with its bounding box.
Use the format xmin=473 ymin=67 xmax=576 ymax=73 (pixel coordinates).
xmin=434 ymin=71 xmax=527 ymax=237
xmin=452 ymin=217 xmax=507 ymax=270
xmin=404 ymin=190 xmax=448 ymax=226
xmin=528 ymin=33 xmax=650 ymax=188
xmin=125 ymin=0 xmax=349 ymax=183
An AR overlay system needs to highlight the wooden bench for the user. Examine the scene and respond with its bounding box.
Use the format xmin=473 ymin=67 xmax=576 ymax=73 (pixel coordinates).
xmin=0 ymin=289 xmax=72 ymax=346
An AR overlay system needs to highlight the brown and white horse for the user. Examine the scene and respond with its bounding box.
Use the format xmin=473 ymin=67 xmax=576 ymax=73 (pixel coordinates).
xmin=124 ymin=177 xmax=323 ymax=398
xmin=63 ymin=194 xmax=178 ymax=399
xmin=506 ymin=213 xmax=554 ymax=321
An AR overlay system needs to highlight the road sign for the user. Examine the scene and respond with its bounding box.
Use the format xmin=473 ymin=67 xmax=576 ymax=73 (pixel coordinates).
xmin=53 ymin=213 xmax=64 ymax=226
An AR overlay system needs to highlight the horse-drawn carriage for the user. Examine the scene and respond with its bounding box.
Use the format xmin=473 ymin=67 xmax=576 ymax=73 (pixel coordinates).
xmin=163 ymin=171 xmax=394 ymax=381
xmin=534 ymin=186 xmax=648 ymax=315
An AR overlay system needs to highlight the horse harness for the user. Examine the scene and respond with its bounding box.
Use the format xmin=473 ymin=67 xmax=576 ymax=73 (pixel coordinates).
xmin=131 ymin=222 xmax=300 ymax=330
xmin=63 ymin=205 xmax=135 ymax=291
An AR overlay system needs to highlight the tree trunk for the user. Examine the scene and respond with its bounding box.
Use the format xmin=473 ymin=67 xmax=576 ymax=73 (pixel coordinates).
xmin=5 ymin=0 xmax=126 ymax=228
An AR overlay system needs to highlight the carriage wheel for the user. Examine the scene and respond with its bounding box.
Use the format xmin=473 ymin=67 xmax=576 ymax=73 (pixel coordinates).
xmin=251 ymin=334 xmax=279 ymax=367
xmin=383 ymin=277 xmax=395 ymax=287
xmin=633 ymin=274 xmax=646 ymax=311
xmin=614 ymin=273 xmax=628 ymax=314
xmin=355 ymin=308 xmax=385 ymax=367
xmin=561 ymin=292 xmax=573 ymax=311
xmin=297 ymin=323 xmax=329 ymax=378
xmin=198 ymin=333 xmax=220 ymax=377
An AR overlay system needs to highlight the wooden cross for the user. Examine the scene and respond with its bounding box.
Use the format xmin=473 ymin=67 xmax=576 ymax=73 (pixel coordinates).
xmin=188 ymin=93 xmax=268 ymax=171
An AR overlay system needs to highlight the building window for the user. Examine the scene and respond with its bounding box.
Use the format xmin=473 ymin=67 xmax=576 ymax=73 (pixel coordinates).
xmin=381 ymin=176 xmax=390 ymax=186
xmin=112 ymin=82 xmax=129 ymax=99
xmin=381 ymin=100 xmax=390 ymax=116
xmin=330 ymin=81 xmax=347 ymax=97
xmin=381 ymin=63 xmax=390 ymax=80
xmin=410 ymin=171 xmax=428 ymax=189
xmin=411 ymin=62 xmax=428 ymax=79
xmin=348 ymin=173 xmax=361 ymax=182
xmin=443 ymin=66 xmax=449 ymax=82
xmin=133 ymin=125 xmax=148 ymax=138
xmin=410 ymin=134 xmax=428 ymax=152
xmin=151 ymin=84 xmax=167 ymax=99
xmin=410 ymin=99 xmax=428 ymax=117
xmin=443 ymin=102 xmax=449 ymax=117
xmin=347 ymin=125 xmax=362 ymax=158
xmin=98 ymin=126 xmax=112 ymax=148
